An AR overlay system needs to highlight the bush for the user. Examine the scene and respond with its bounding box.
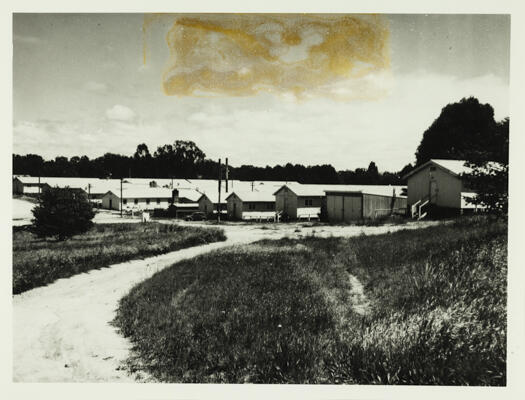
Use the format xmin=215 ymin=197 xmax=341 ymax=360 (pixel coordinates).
xmin=31 ymin=187 xmax=95 ymax=240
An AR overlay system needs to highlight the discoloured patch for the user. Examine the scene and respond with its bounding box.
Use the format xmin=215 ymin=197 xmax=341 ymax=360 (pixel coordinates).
xmin=143 ymin=14 xmax=391 ymax=100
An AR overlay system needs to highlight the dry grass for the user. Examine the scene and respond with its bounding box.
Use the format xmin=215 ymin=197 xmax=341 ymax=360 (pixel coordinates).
xmin=12 ymin=223 xmax=226 ymax=294
xmin=114 ymin=216 xmax=507 ymax=384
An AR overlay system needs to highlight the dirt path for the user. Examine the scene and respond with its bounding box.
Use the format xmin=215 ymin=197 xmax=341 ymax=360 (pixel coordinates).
xmin=13 ymin=220 xmax=442 ymax=382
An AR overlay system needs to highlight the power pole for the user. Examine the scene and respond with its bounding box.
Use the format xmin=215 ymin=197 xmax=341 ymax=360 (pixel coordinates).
xmin=87 ymin=183 xmax=91 ymax=203
xmin=120 ymin=178 xmax=123 ymax=217
xmin=38 ymin=175 xmax=41 ymax=203
xmin=225 ymin=157 xmax=229 ymax=193
xmin=217 ymin=158 xmax=222 ymax=223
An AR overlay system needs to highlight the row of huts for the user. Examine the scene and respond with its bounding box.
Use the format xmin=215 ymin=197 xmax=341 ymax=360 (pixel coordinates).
xmin=13 ymin=175 xmax=407 ymax=222
xmin=13 ymin=159 xmax=485 ymax=221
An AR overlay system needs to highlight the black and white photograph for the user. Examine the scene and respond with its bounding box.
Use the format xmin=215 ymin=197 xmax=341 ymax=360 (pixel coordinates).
xmin=4 ymin=1 xmax=525 ymax=399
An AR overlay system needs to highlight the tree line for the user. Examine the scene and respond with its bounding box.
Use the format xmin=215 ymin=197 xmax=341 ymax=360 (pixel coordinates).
xmin=13 ymin=140 xmax=413 ymax=185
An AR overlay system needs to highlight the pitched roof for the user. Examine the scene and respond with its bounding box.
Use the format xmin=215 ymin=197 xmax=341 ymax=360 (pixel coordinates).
xmin=174 ymin=188 xmax=202 ymax=202
xmin=197 ymin=192 xmax=227 ymax=204
xmin=402 ymin=159 xmax=474 ymax=180
xmin=226 ymin=190 xmax=276 ymax=202
xmin=106 ymin=187 xmax=174 ymax=199
xmin=276 ymin=183 xmax=406 ymax=198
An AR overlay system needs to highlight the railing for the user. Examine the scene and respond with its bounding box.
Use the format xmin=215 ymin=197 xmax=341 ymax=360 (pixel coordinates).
xmin=411 ymin=193 xmax=437 ymax=220
xmin=374 ymin=208 xmax=407 ymax=219
xmin=418 ymin=199 xmax=429 ymax=220
xmin=411 ymin=200 xmax=421 ymax=218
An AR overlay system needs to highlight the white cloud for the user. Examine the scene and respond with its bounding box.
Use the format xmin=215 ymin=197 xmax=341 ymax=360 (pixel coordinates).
xmin=13 ymin=72 xmax=508 ymax=173
xmin=105 ymin=104 xmax=136 ymax=122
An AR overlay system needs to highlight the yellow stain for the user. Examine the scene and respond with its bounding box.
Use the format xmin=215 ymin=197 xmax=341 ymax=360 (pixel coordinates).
xmin=143 ymin=14 xmax=391 ymax=100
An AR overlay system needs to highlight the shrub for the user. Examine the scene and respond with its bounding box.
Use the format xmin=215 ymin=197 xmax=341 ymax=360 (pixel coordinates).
xmin=31 ymin=187 xmax=95 ymax=240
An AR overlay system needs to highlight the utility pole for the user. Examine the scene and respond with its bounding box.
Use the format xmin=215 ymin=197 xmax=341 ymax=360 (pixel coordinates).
xmin=225 ymin=157 xmax=229 ymax=193
xmin=38 ymin=175 xmax=41 ymax=203
xmin=120 ymin=178 xmax=123 ymax=218
xmin=87 ymin=183 xmax=91 ymax=203
xmin=217 ymin=158 xmax=222 ymax=223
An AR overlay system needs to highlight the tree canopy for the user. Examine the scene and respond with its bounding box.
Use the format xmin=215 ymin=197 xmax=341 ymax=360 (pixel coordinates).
xmin=32 ymin=187 xmax=96 ymax=240
xmin=463 ymin=118 xmax=509 ymax=215
xmin=415 ymin=97 xmax=498 ymax=165
xmin=14 ymin=141 xmax=412 ymax=185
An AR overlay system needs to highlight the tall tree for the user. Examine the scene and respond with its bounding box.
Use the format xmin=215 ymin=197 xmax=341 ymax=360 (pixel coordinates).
xmin=463 ymin=117 xmax=509 ymax=215
xmin=415 ymin=97 xmax=498 ymax=165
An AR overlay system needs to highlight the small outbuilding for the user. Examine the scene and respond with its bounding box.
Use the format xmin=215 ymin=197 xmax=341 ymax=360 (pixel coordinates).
xmin=273 ymin=184 xmax=324 ymax=220
xmin=197 ymin=192 xmax=227 ymax=217
xmin=325 ymin=188 xmax=407 ymax=222
xmin=225 ymin=191 xmax=276 ymax=221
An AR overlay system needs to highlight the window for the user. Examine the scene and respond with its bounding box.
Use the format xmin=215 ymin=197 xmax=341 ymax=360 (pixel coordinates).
xmin=156 ymin=198 xmax=161 ymax=204
xmin=134 ymin=199 xmax=138 ymax=205
xmin=305 ymin=198 xmax=313 ymax=206
xmin=429 ymin=166 xmax=436 ymax=172
xmin=146 ymin=199 xmax=150 ymax=205
xmin=248 ymin=203 xmax=255 ymax=210
xmin=267 ymin=203 xmax=273 ymax=210
xmin=123 ymin=199 xmax=127 ymax=205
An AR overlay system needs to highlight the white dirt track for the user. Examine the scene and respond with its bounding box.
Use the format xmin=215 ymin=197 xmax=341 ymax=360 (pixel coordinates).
xmin=13 ymin=220 xmax=442 ymax=382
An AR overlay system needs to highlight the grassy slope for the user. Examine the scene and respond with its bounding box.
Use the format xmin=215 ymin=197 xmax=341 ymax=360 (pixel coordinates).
xmin=114 ymin=217 xmax=507 ymax=385
xmin=13 ymin=223 xmax=226 ymax=294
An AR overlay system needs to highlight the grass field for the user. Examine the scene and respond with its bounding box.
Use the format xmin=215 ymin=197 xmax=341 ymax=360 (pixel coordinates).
xmin=13 ymin=223 xmax=226 ymax=294
xmin=114 ymin=216 xmax=507 ymax=384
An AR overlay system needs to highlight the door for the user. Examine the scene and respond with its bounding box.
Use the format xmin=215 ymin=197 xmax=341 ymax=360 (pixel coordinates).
xmin=109 ymin=199 xmax=113 ymax=210
xmin=430 ymin=180 xmax=438 ymax=203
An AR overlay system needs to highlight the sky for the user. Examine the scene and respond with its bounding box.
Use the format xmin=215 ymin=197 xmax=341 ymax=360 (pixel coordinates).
xmin=13 ymin=13 xmax=510 ymax=172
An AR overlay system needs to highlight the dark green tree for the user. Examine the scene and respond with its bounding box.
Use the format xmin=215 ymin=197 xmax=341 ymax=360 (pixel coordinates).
xmin=415 ymin=97 xmax=498 ymax=165
xmin=463 ymin=118 xmax=509 ymax=215
xmin=32 ymin=187 xmax=96 ymax=240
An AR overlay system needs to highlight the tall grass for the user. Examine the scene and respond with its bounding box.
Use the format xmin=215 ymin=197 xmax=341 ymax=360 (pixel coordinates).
xmin=114 ymin=217 xmax=506 ymax=384
xmin=13 ymin=223 xmax=226 ymax=294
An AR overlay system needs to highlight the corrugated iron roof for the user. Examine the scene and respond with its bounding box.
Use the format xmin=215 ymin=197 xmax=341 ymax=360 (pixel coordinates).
xmin=106 ymin=187 xmax=174 ymax=199
xmin=277 ymin=183 xmax=406 ymax=198
xmin=226 ymin=190 xmax=276 ymax=202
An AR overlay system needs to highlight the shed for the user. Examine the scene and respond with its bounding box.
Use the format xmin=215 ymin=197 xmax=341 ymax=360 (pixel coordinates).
xmin=273 ymin=184 xmax=325 ymax=220
xmin=325 ymin=189 xmax=407 ymax=222
xmin=274 ymin=183 xmax=406 ymax=221
xmin=402 ymin=159 xmax=487 ymax=217
xmin=197 ymin=192 xmax=227 ymax=217
xmin=225 ymin=191 xmax=276 ymax=220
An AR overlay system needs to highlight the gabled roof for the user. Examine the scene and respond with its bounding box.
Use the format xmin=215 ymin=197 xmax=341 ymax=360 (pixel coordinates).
xmin=197 ymin=192 xmax=227 ymax=204
xmin=105 ymin=187 xmax=174 ymax=199
xmin=275 ymin=183 xmax=406 ymax=198
xmin=173 ymin=188 xmax=202 ymax=202
xmin=225 ymin=190 xmax=276 ymax=202
xmin=402 ymin=159 xmax=473 ymax=180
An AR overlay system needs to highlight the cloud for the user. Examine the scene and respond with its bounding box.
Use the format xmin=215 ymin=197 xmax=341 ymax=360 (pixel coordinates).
xmin=152 ymin=14 xmax=390 ymax=100
xmin=105 ymin=104 xmax=136 ymax=122
xmin=84 ymin=81 xmax=108 ymax=93
xmin=13 ymin=72 xmax=508 ymax=173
